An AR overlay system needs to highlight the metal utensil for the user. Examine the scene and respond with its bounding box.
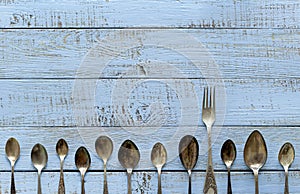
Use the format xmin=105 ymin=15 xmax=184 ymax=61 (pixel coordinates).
xmin=118 ymin=140 xmax=140 ymax=194
xmin=31 ymin=143 xmax=48 ymax=194
xmin=202 ymin=86 xmax=217 ymax=194
xmin=5 ymin=137 xmax=20 ymax=194
xmin=75 ymin=146 xmax=91 ymax=194
xmin=178 ymin=135 xmax=199 ymax=194
xmin=95 ymin=136 xmax=113 ymax=194
xmin=244 ymin=130 xmax=267 ymax=194
xmin=151 ymin=142 xmax=167 ymax=194
xmin=56 ymin=139 xmax=69 ymax=194
xmin=278 ymin=142 xmax=295 ymax=194
xmin=221 ymin=139 xmax=236 ymax=194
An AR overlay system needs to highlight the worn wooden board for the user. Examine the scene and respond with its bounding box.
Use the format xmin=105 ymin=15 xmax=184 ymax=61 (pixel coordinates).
xmin=0 ymin=29 xmax=299 ymax=79
xmin=0 ymin=0 xmax=299 ymax=29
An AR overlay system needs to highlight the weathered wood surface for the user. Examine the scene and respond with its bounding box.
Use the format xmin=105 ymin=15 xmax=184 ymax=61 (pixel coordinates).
xmin=0 ymin=0 xmax=299 ymax=29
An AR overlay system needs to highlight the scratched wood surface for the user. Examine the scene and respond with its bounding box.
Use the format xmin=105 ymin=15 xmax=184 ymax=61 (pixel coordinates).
xmin=0 ymin=0 xmax=300 ymax=193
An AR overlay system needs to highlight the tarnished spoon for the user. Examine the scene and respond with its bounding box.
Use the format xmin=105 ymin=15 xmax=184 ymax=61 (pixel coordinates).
xmin=244 ymin=130 xmax=267 ymax=194
xmin=31 ymin=143 xmax=48 ymax=194
xmin=5 ymin=137 xmax=20 ymax=194
xmin=56 ymin=139 xmax=69 ymax=194
xmin=75 ymin=147 xmax=91 ymax=194
xmin=151 ymin=142 xmax=167 ymax=194
xmin=221 ymin=139 xmax=236 ymax=194
xmin=278 ymin=142 xmax=295 ymax=194
xmin=95 ymin=136 xmax=113 ymax=194
xmin=178 ymin=135 xmax=199 ymax=194
xmin=118 ymin=140 xmax=140 ymax=194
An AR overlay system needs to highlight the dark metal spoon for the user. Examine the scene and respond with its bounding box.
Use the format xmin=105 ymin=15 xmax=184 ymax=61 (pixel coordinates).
xmin=244 ymin=130 xmax=267 ymax=194
xmin=75 ymin=147 xmax=91 ymax=194
xmin=178 ymin=135 xmax=199 ymax=194
xmin=118 ymin=140 xmax=140 ymax=194
xmin=221 ymin=139 xmax=236 ymax=194
xmin=95 ymin=136 xmax=113 ymax=194
xmin=56 ymin=139 xmax=69 ymax=194
xmin=5 ymin=137 xmax=20 ymax=194
xmin=31 ymin=143 xmax=48 ymax=194
xmin=278 ymin=142 xmax=295 ymax=194
xmin=151 ymin=142 xmax=167 ymax=194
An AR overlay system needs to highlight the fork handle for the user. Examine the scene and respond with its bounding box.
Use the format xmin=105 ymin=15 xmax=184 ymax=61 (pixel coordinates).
xmin=204 ymin=165 xmax=217 ymax=194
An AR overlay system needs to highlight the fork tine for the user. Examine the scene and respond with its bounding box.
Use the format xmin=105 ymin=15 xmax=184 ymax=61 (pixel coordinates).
xmin=212 ymin=86 xmax=215 ymax=109
xmin=203 ymin=87 xmax=207 ymax=109
xmin=209 ymin=86 xmax=213 ymax=107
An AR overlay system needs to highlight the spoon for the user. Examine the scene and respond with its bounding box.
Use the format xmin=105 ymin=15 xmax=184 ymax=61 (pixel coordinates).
xmin=221 ymin=139 xmax=236 ymax=194
xmin=75 ymin=146 xmax=91 ymax=194
xmin=178 ymin=135 xmax=199 ymax=194
xmin=151 ymin=142 xmax=167 ymax=194
xmin=118 ymin=140 xmax=140 ymax=194
xmin=278 ymin=142 xmax=295 ymax=194
xmin=56 ymin=139 xmax=69 ymax=194
xmin=5 ymin=137 xmax=20 ymax=194
xmin=31 ymin=143 xmax=48 ymax=194
xmin=244 ymin=130 xmax=267 ymax=194
xmin=95 ymin=136 xmax=113 ymax=194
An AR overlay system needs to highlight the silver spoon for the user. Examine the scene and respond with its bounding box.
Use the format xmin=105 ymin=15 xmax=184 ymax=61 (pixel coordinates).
xmin=95 ymin=136 xmax=113 ymax=194
xmin=151 ymin=142 xmax=167 ymax=194
xmin=56 ymin=139 xmax=69 ymax=194
xmin=244 ymin=130 xmax=267 ymax=194
xmin=278 ymin=142 xmax=295 ymax=194
xmin=221 ymin=139 xmax=236 ymax=194
xmin=118 ymin=140 xmax=140 ymax=194
xmin=178 ymin=135 xmax=199 ymax=194
xmin=5 ymin=137 xmax=20 ymax=194
xmin=75 ymin=146 xmax=91 ymax=194
xmin=31 ymin=143 xmax=48 ymax=194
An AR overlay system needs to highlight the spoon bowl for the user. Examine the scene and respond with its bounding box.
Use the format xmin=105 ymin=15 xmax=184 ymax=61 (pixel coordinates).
xmin=118 ymin=140 xmax=140 ymax=194
xmin=244 ymin=130 xmax=267 ymax=194
xmin=56 ymin=139 xmax=69 ymax=194
xmin=31 ymin=143 xmax=48 ymax=194
xmin=221 ymin=139 xmax=236 ymax=194
xmin=178 ymin=135 xmax=199 ymax=194
xmin=75 ymin=146 xmax=91 ymax=194
xmin=278 ymin=142 xmax=295 ymax=194
xmin=95 ymin=136 xmax=113 ymax=194
xmin=5 ymin=137 xmax=20 ymax=194
xmin=151 ymin=142 xmax=167 ymax=194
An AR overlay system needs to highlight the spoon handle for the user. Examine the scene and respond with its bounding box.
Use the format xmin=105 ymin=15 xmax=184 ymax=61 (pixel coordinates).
xmin=188 ymin=170 xmax=192 ymax=194
xmin=127 ymin=171 xmax=132 ymax=194
xmin=254 ymin=169 xmax=259 ymax=194
xmin=227 ymin=168 xmax=232 ymax=194
xmin=103 ymin=163 xmax=108 ymax=194
xmin=157 ymin=168 xmax=162 ymax=194
xmin=58 ymin=160 xmax=65 ymax=194
xmin=81 ymin=175 xmax=85 ymax=194
xmin=284 ymin=170 xmax=289 ymax=194
xmin=38 ymin=171 xmax=42 ymax=194
xmin=11 ymin=165 xmax=16 ymax=194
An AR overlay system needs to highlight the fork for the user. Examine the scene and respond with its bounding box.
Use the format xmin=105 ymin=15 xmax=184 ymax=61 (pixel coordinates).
xmin=202 ymin=86 xmax=218 ymax=194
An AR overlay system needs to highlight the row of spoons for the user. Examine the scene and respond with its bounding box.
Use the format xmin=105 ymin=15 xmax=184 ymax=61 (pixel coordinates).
xmin=4 ymin=130 xmax=295 ymax=194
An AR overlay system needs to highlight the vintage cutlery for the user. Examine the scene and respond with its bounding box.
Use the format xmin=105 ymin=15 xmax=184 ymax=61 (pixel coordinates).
xmin=151 ymin=142 xmax=167 ymax=194
xmin=244 ymin=130 xmax=267 ymax=194
xmin=31 ymin=143 xmax=48 ymax=194
xmin=178 ymin=135 xmax=199 ymax=194
xmin=56 ymin=139 xmax=69 ymax=194
xmin=118 ymin=140 xmax=140 ymax=194
xmin=5 ymin=137 xmax=20 ymax=194
xmin=278 ymin=142 xmax=295 ymax=194
xmin=221 ymin=139 xmax=236 ymax=194
xmin=202 ymin=86 xmax=217 ymax=193
xmin=95 ymin=136 xmax=113 ymax=194
xmin=75 ymin=146 xmax=91 ymax=194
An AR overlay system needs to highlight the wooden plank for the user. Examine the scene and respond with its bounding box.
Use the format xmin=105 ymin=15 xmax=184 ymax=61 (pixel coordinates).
xmin=0 ymin=0 xmax=299 ymax=28
xmin=0 ymin=29 xmax=299 ymax=79
xmin=0 ymin=79 xmax=299 ymax=127
xmin=0 ymin=126 xmax=299 ymax=171
xmin=0 ymin=171 xmax=299 ymax=193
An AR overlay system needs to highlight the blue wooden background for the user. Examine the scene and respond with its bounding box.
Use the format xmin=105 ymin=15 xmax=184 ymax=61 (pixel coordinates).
xmin=0 ymin=0 xmax=300 ymax=193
